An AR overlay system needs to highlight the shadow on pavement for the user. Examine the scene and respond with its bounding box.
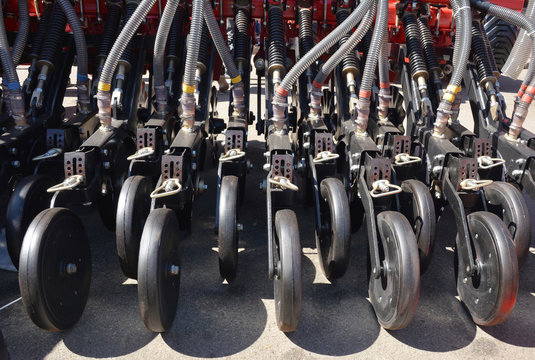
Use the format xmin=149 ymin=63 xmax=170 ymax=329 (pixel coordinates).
xmin=389 ymin=207 xmax=477 ymax=351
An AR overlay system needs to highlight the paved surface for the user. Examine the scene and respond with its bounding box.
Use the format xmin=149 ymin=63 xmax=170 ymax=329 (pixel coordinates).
xmin=1 ymin=68 xmax=535 ymax=359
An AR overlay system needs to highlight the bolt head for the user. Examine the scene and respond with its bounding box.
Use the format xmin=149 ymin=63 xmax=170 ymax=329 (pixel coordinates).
xmin=103 ymin=161 xmax=111 ymax=169
xmin=263 ymin=163 xmax=271 ymax=171
xmin=65 ymin=263 xmax=77 ymax=274
xmin=11 ymin=161 xmax=20 ymax=168
xmin=170 ymin=264 xmax=180 ymax=276
xmin=9 ymin=147 xmax=17 ymax=155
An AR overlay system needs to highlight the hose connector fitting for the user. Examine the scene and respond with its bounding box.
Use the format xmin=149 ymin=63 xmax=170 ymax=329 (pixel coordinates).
xmin=378 ymin=86 xmax=391 ymax=121
xmin=9 ymin=88 xmax=27 ymax=128
xmin=272 ymin=92 xmax=288 ymax=130
xmin=180 ymin=92 xmax=196 ymax=128
xmin=507 ymin=100 xmax=529 ymax=140
xmin=97 ymin=90 xmax=112 ymax=129
xmin=356 ymin=97 xmax=370 ymax=134
xmin=433 ymin=100 xmax=453 ymax=137
xmin=231 ymin=81 xmax=246 ymax=116
xmin=154 ymin=84 xmax=168 ymax=115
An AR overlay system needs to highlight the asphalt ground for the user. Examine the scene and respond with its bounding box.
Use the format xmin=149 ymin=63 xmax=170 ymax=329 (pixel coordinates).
xmin=1 ymin=67 xmax=535 ymax=359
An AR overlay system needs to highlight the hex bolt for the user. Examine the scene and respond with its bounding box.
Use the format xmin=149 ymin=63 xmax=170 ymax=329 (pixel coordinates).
xmin=103 ymin=161 xmax=111 ymax=169
xmin=11 ymin=161 xmax=20 ymax=168
xmin=9 ymin=147 xmax=17 ymax=155
xmin=101 ymin=149 xmax=109 ymax=156
xmin=237 ymin=223 xmax=243 ymax=231
xmin=66 ymin=263 xmax=77 ymax=275
xmin=169 ymin=264 xmax=180 ymax=276
xmin=263 ymin=163 xmax=271 ymax=171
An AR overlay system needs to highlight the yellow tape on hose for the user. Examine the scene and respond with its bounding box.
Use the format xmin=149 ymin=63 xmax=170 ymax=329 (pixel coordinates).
xmin=183 ymin=84 xmax=195 ymax=94
xmin=231 ymin=75 xmax=242 ymax=84
xmin=98 ymin=82 xmax=111 ymax=92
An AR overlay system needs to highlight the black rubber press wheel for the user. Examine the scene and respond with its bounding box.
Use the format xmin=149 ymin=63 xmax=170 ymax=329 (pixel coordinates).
xmin=138 ymin=208 xmax=181 ymax=332
xmin=19 ymin=208 xmax=91 ymax=331
xmin=273 ymin=210 xmax=302 ymax=332
xmin=116 ymin=175 xmax=153 ymax=279
xmin=368 ymin=211 xmax=420 ymax=330
xmin=316 ymin=178 xmax=351 ymax=281
xmin=218 ymin=175 xmax=239 ymax=281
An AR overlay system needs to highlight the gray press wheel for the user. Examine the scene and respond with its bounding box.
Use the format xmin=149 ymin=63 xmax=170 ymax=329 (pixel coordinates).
xmin=116 ymin=175 xmax=153 ymax=279
xmin=6 ymin=174 xmax=55 ymax=269
xmin=138 ymin=208 xmax=181 ymax=332
xmin=484 ymin=181 xmax=531 ymax=268
xmin=19 ymin=208 xmax=91 ymax=331
xmin=455 ymin=212 xmax=518 ymax=326
xmin=274 ymin=210 xmax=302 ymax=332
xmin=400 ymin=179 xmax=436 ymax=274
xmin=369 ymin=211 xmax=420 ymax=330
xmin=316 ymin=177 xmax=351 ymax=281
xmin=218 ymin=175 xmax=239 ymax=281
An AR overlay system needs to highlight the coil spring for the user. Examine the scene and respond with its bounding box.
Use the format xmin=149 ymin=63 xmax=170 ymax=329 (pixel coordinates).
xmin=37 ymin=4 xmax=67 ymax=68
xmin=30 ymin=2 xmax=54 ymax=58
xmin=471 ymin=20 xmax=496 ymax=85
xmin=402 ymin=12 xmax=428 ymax=80
xmin=167 ymin=4 xmax=187 ymax=60
xmin=267 ymin=6 xmax=286 ymax=75
xmin=417 ymin=17 xmax=440 ymax=73
xmin=234 ymin=7 xmax=250 ymax=63
xmin=477 ymin=20 xmax=500 ymax=78
xmin=119 ymin=1 xmax=139 ymax=68
xmin=98 ymin=1 xmax=123 ymax=58
xmin=298 ymin=8 xmax=314 ymax=56
xmin=196 ymin=22 xmax=210 ymax=74
xmin=336 ymin=9 xmax=359 ymax=75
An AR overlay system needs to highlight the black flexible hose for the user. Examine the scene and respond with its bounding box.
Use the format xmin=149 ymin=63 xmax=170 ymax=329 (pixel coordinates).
xmin=98 ymin=1 xmax=123 ymax=60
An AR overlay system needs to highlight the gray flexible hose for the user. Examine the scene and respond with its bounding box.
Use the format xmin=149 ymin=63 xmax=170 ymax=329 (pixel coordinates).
xmin=275 ymin=0 xmax=373 ymax=97
xmin=99 ymin=0 xmax=156 ymax=89
xmin=182 ymin=0 xmax=205 ymax=90
xmin=451 ymin=0 xmax=461 ymax=69
xmin=154 ymin=0 xmax=179 ymax=112
xmin=0 ymin=5 xmax=25 ymax=127
xmin=56 ymin=0 xmax=90 ymax=111
xmin=359 ymin=0 xmax=389 ymax=97
xmin=202 ymin=0 xmax=240 ymax=81
xmin=97 ymin=0 xmax=156 ymax=127
xmin=12 ymin=0 xmax=29 ymax=65
xmin=502 ymin=0 xmax=535 ymax=79
xmin=314 ymin=2 xmax=376 ymax=86
xmin=378 ymin=25 xmax=389 ymax=87
xmin=449 ymin=0 xmax=472 ymax=90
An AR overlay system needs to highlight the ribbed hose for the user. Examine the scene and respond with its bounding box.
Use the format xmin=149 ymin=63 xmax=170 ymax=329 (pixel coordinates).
xmin=98 ymin=1 xmax=123 ymax=59
xmin=470 ymin=0 xmax=535 ymax=139
xmin=314 ymin=4 xmax=375 ymax=85
xmin=97 ymin=0 xmax=157 ymax=128
xmin=203 ymin=0 xmax=245 ymax=115
xmin=167 ymin=5 xmax=186 ymax=60
xmin=378 ymin=25 xmax=391 ymax=119
xmin=0 ymin=5 xmax=25 ymax=127
xmin=273 ymin=0 xmax=373 ymax=115
xmin=154 ymin=0 xmax=179 ymax=113
xmin=471 ymin=20 xmax=495 ymax=86
xmin=29 ymin=3 xmax=53 ymax=59
xmin=417 ymin=16 xmax=440 ymax=73
xmin=180 ymin=0 xmax=204 ymax=125
xmin=267 ymin=6 xmax=286 ymax=77
xmin=234 ymin=7 xmax=250 ymax=66
xmin=119 ymin=1 xmax=140 ymax=69
xmin=56 ymin=0 xmax=90 ymax=112
xmin=432 ymin=0 xmax=471 ymax=136
xmin=298 ymin=7 xmax=314 ymax=58
xmin=355 ymin=0 xmax=388 ymax=132
xmin=197 ymin=22 xmax=210 ymax=72
xmin=402 ymin=12 xmax=428 ymax=81
xmin=336 ymin=9 xmax=359 ymax=76
xmin=11 ymin=0 xmax=29 ymax=65
xmin=502 ymin=0 xmax=535 ymax=78
xmin=38 ymin=6 xmax=67 ymax=67
xmin=203 ymin=0 xmax=239 ymax=80
xmin=182 ymin=0 xmax=204 ymax=91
